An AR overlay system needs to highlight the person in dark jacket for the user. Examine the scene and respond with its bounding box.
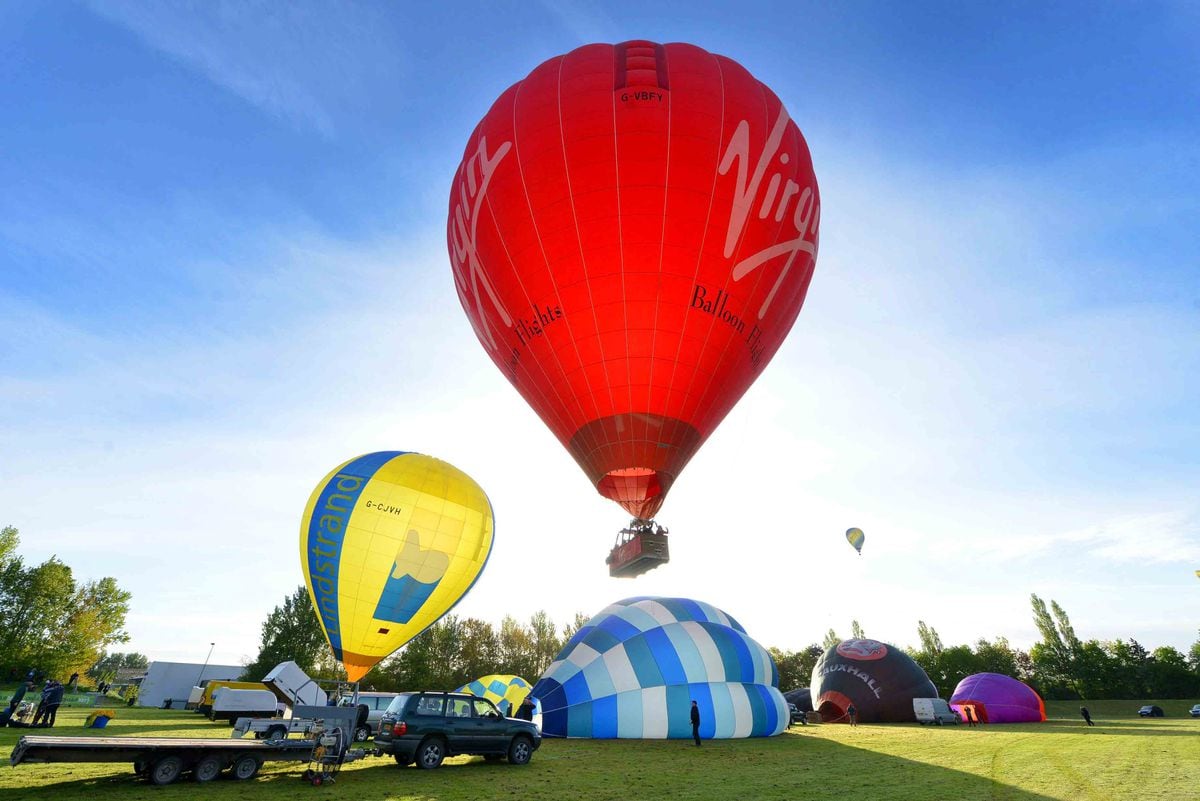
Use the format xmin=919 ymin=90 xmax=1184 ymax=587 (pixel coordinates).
xmin=33 ymin=681 xmax=63 ymax=727
xmin=690 ymin=700 xmax=701 ymax=746
xmin=1080 ymin=706 xmax=1094 ymax=726
xmin=515 ymin=696 xmax=536 ymax=721
xmin=847 ymin=703 xmax=858 ymax=727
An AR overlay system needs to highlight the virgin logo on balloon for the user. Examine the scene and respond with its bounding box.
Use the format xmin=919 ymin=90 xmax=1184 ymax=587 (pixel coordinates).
xmin=449 ymin=135 xmax=513 ymax=351
xmin=447 ymin=41 xmax=821 ymax=575
xmin=718 ymin=107 xmax=820 ymax=319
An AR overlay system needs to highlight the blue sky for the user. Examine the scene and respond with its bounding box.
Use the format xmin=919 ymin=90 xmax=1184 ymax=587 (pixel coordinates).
xmin=1 ymin=1 xmax=1197 ymax=668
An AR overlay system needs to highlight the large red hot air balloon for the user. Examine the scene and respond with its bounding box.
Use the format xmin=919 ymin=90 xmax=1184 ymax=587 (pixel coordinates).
xmin=448 ymin=40 xmax=820 ymax=553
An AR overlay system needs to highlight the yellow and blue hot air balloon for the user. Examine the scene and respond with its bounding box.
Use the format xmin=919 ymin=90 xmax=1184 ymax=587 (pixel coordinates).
xmin=300 ymin=451 xmax=494 ymax=682
xmin=845 ymin=527 xmax=865 ymax=555
xmin=456 ymin=674 xmax=533 ymax=717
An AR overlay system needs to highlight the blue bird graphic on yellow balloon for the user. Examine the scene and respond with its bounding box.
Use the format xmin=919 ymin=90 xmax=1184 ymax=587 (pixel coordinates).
xmin=299 ymin=451 xmax=494 ymax=682
xmin=374 ymin=529 xmax=450 ymax=624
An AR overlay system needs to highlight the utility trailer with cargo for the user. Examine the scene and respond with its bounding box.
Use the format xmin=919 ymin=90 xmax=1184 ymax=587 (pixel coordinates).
xmin=9 ymin=735 xmax=313 ymax=785
xmin=9 ymin=706 xmax=365 ymax=786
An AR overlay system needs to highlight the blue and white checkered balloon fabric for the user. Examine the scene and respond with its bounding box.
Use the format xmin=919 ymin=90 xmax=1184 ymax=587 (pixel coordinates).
xmin=531 ymin=597 xmax=787 ymax=738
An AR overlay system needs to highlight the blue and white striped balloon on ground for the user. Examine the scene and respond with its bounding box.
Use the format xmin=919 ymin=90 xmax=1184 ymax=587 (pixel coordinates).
xmin=530 ymin=597 xmax=787 ymax=739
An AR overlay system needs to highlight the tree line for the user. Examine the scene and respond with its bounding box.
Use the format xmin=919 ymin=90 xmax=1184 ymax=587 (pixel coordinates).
xmin=0 ymin=526 xmax=133 ymax=684
xmin=240 ymin=586 xmax=589 ymax=692
xmin=246 ymin=587 xmax=1200 ymax=701
xmin=770 ymin=595 xmax=1200 ymax=701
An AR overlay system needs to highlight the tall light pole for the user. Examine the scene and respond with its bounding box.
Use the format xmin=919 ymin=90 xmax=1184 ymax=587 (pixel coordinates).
xmin=195 ymin=642 xmax=215 ymax=689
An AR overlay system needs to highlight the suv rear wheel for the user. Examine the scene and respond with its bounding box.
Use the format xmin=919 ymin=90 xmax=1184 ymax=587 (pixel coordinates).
xmin=416 ymin=737 xmax=445 ymax=769
xmin=508 ymin=735 xmax=533 ymax=765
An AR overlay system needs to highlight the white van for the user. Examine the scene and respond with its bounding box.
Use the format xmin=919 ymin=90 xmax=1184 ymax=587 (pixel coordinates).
xmin=209 ymin=688 xmax=280 ymax=724
xmin=913 ymin=698 xmax=960 ymax=725
xmin=338 ymin=692 xmax=400 ymax=740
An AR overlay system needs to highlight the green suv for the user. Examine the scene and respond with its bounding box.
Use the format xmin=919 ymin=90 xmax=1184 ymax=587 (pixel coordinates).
xmin=373 ymin=692 xmax=541 ymax=769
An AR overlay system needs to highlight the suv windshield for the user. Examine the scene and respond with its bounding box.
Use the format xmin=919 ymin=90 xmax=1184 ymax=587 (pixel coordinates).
xmin=385 ymin=693 xmax=416 ymax=715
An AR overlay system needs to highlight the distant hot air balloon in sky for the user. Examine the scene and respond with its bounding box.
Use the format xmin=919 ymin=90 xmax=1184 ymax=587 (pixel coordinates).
xmin=448 ymin=40 xmax=820 ymax=536
xmin=300 ymin=451 xmax=494 ymax=682
xmin=845 ymin=527 xmax=865 ymax=555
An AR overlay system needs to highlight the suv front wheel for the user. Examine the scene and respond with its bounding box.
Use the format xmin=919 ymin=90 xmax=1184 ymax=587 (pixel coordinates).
xmin=416 ymin=737 xmax=446 ymax=770
xmin=508 ymin=735 xmax=533 ymax=765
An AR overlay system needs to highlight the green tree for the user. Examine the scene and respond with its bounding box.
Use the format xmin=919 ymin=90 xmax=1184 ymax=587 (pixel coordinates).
xmin=497 ymin=615 xmax=537 ymax=679
xmin=909 ymin=621 xmax=945 ymax=696
xmin=851 ymin=620 xmax=865 ymax=640
xmin=769 ymin=648 xmax=804 ymax=691
xmin=455 ymin=617 xmax=500 ymax=686
xmin=1029 ymin=594 xmax=1081 ymax=698
xmin=561 ymin=612 xmax=590 ymax=642
xmin=769 ymin=644 xmax=823 ymax=691
xmin=89 ymin=652 xmax=149 ymax=684
xmin=935 ymin=645 xmax=982 ymax=699
xmin=0 ymin=526 xmax=132 ymax=680
xmin=44 ymin=576 xmax=133 ymax=678
xmin=917 ymin=621 xmax=944 ymax=655
xmin=973 ymin=638 xmax=1019 ymax=678
xmin=528 ymin=611 xmax=561 ymax=678
xmin=0 ymin=556 xmax=75 ymax=665
xmin=1146 ymin=647 xmax=1199 ymax=698
xmin=0 ymin=526 xmax=18 ymax=566
xmin=1072 ymin=640 xmax=1115 ymax=699
xmin=822 ymin=629 xmax=840 ymax=650
xmin=376 ymin=618 xmax=463 ymax=691
xmin=241 ymin=586 xmax=328 ymax=681
xmin=1105 ymin=639 xmax=1149 ymax=697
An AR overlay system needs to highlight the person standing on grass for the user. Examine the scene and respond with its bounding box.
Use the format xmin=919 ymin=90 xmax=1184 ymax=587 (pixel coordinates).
xmin=33 ymin=680 xmax=64 ymax=727
xmin=515 ymin=696 xmax=536 ymax=721
xmin=1080 ymin=706 xmax=1094 ymax=726
xmin=690 ymin=700 xmax=701 ymax=746
xmin=847 ymin=703 xmax=857 ymax=727
xmin=966 ymin=707 xmax=977 ymax=727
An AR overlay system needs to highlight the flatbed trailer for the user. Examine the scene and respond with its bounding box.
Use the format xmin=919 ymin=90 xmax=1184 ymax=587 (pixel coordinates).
xmin=10 ymin=734 xmax=315 ymax=785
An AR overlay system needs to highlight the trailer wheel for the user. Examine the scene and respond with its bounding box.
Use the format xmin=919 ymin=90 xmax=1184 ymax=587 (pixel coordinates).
xmin=266 ymin=724 xmax=288 ymax=741
xmin=193 ymin=756 xmax=222 ymax=783
xmin=150 ymin=755 xmax=184 ymax=785
xmin=231 ymin=754 xmax=261 ymax=780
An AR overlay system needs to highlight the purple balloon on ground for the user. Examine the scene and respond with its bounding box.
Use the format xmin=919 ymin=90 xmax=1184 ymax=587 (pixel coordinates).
xmin=949 ymin=673 xmax=1046 ymax=724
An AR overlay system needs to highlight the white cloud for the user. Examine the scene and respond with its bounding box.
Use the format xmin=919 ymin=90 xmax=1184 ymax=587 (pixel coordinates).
xmin=86 ymin=0 xmax=405 ymax=136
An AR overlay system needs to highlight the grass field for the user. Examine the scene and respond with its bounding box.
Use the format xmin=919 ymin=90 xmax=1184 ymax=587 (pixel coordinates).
xmin=1 ymin=699 xmax=1196 ymax=800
